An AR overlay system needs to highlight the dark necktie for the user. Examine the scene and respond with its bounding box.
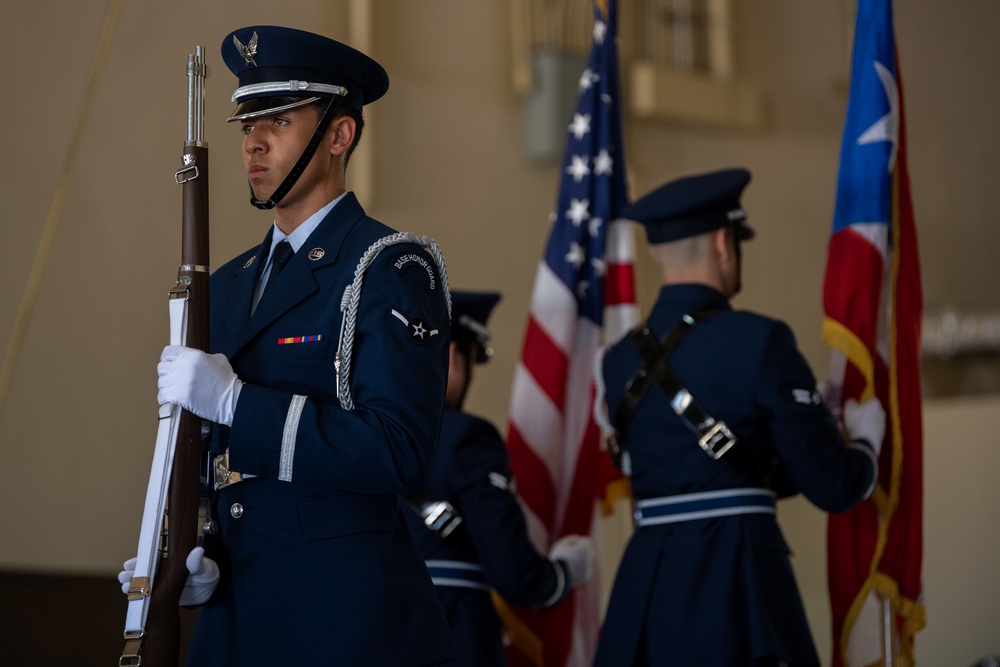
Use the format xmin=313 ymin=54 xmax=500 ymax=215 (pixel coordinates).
xmin=260 ymin=240 xmax=294 ymax=304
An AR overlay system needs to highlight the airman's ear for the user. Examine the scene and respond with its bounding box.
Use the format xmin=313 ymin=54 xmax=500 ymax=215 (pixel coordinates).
xmin=712 ymin=226 xmax=731 ymax=261
xmin=327 ymin=115 xmax=356 ymax=158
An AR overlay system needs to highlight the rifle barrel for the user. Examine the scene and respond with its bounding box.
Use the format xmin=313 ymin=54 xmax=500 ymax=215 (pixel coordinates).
xmin=123 ymin=45 xmax=210 ymax=667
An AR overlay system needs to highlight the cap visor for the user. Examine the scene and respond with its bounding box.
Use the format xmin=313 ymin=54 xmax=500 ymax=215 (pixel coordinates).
xmin=227 ymin=96 xmax=321 ymax=122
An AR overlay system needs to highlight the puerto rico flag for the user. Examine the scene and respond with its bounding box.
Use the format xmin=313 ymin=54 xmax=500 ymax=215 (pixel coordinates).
xmin=501 ymin=1 xmax=636 ymax=665
xmin=823 ymin=1 xmax=925 ymax=665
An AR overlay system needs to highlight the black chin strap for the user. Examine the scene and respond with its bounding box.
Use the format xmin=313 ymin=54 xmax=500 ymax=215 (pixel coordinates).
xmin=249 ymin=96 xmax=341 ymax=210
xmin=730 ymin=221 xmax=743 ymax=296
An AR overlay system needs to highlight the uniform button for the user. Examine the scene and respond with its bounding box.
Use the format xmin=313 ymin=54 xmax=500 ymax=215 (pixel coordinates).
xmin=230 ymin=503 xmax=244 ymax=518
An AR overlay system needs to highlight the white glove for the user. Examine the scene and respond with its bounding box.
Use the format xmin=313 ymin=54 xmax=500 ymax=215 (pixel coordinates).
xmin=118 ymin=547 xmax=220 ymax=606
xmin=158 ymin=345 xmax=243 ymax=426
xmin=179 ymin=546 xmax=220 ymax=606
xmin=548 ymin=534 xmax=595 ymax=589
xmin=843 ymin=397 xmax=885 ymax=456
xmin=118 ymin=557 xmax=137 ymax=595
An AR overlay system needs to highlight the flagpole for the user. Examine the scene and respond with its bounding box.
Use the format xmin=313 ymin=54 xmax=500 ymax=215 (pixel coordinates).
xmin=882 ymin=590 xmax=902 ymax=666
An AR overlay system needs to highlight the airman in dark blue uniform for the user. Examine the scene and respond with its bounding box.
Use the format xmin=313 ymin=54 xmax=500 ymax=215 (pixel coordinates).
xmin=593 ymin=169 xmax=886 ymax=666
xmin=402 ymin=291 xmax=595 ymax=667
xmin=151 ymin=26 xmax=455 ymax=666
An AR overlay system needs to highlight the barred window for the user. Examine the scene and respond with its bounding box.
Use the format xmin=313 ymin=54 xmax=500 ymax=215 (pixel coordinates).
xmin=635 ymin=0 xmax=733 ymax=78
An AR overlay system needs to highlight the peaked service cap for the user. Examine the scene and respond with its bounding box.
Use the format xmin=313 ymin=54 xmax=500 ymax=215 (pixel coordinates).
xmin=622 ymin=168 xmax=755 ymax=244
xmin=222 ymin=25 xmax=389 ymax=122
xmin=450 ymin=291 xmax=502 ymax=364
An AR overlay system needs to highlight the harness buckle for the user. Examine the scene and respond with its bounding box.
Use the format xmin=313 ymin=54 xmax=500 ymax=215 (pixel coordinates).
xmin=214 ymin=450 xmax=244 ymax=490
xmin=419 ymin=500 xmax=463 ymax=538
xmin=126 ymin=577 xmax=150 ymax=602
xmin=698 ymin=421 xmax=737 ymax=460
xmin=120 ymin=632 xmax=144 ymax=666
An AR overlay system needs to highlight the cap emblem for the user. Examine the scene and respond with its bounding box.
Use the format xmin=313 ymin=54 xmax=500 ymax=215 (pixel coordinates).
xmin=233 ymin=32 xmax=259 ymax=67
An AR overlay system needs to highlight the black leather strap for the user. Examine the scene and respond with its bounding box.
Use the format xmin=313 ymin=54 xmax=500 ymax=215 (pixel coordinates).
xmin=613 ymin=308 xmax=777 ymax=482
xmin=614 ymin=308 xmax=722 ymax=448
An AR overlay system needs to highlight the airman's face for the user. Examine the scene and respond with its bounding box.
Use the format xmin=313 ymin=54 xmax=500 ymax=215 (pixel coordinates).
xmin=240 ymin=104 xmax=332 ymax=206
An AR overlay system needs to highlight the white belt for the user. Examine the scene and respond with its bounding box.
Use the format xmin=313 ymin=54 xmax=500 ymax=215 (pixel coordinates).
xmin=634 ymin=487 xmax=776 ymax=527
xmin=425 ymin=560 xmax=490 ymax=591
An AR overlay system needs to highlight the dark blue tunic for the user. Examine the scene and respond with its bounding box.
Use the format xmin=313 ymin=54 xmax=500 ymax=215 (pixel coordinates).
xmin=403 ymin=408 xmax=569 ymax=667
xmin=186 ymin=193 xmax=456 ymax=666
xmin=594 ymin=283 xmax=877 ymax=667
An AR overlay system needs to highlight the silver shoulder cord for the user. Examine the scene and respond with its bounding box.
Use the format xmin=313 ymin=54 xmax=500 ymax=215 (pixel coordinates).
xmin=592 ymin=345 xmax=631 ymax=475
xmin=336 ymin=233 xmax=451 ymax=410
xmin=592 ymin=344 xmax=615 ymax=437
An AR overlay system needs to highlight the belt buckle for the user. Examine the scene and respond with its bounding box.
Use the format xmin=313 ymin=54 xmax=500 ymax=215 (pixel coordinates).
xmin=698 ymin=421 xmax=737 ymax=460
xmin=214 ymin=450 xmax=243 ymax=491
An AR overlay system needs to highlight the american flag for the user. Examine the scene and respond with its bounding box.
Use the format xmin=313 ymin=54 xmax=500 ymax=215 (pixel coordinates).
xmin=503 ymin=1 xmax=636 ymax=665
xmin=822 ymin=1 xmax=925 ymax=664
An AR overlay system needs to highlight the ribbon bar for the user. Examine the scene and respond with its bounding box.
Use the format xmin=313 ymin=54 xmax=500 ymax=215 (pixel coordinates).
xmin=277 ymin=335 xmax=323 ymax=345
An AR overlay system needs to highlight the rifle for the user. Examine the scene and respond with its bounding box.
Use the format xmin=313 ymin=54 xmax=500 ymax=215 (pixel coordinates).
xmin=121 ymin=46 xmax=210 ymax=667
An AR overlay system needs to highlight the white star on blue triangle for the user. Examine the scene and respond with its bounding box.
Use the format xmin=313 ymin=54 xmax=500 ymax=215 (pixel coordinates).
xmin=832 ymin=0 xmax=899 ymax=234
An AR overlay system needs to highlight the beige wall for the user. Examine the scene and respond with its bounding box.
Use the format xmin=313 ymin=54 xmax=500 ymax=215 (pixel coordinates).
xmin=2 ymin=0 xmax=997 ymax=663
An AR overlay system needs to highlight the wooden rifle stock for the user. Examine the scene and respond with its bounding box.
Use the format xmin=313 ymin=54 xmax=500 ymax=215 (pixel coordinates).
xmin=122 ymin=46 xmax=210 ymax=667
